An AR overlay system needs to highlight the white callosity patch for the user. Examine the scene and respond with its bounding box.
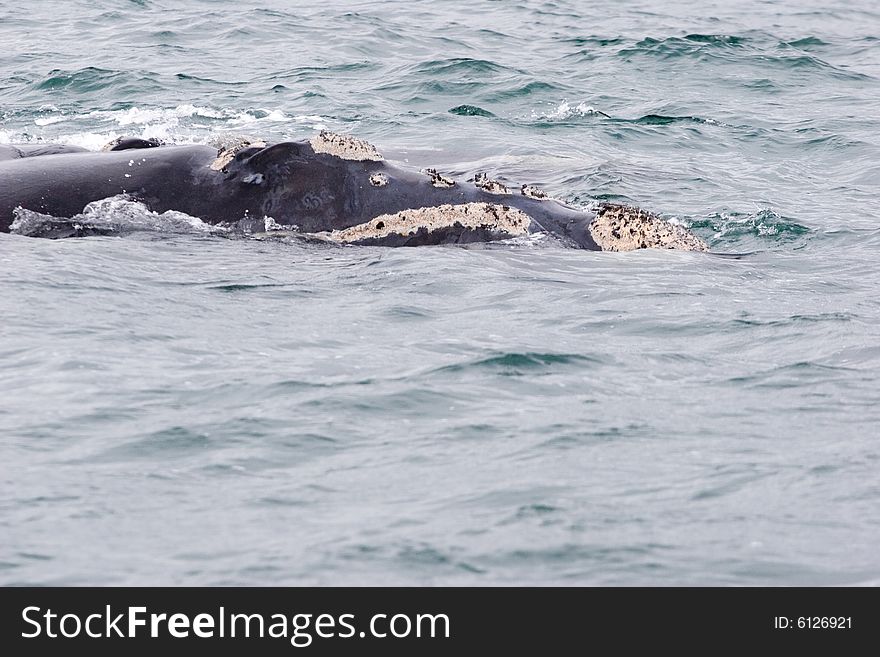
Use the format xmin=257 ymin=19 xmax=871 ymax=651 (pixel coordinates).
xmin=309 ymin=131 xmax=383 ymax=161
xmin=310 ymin=203 xmax=532 ymax=243
xmin=424 ymin=168 xmax=455 ymax=188
xmin=474 ymin=172 xmax=510 ymax=195
xmin=589 ymin=203 xmax=708 ymax=252
xmin=369 ymin=172 xmax=388 ymax=187
xmin=209 ymin=137 xmax=267 ymax=171
xmin=208 ymin=133 xmax=266 ymax=151
xmin=520 ymin=184 xmax=548 ymax=199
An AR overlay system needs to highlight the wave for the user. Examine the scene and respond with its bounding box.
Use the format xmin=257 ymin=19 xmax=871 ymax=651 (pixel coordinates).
xmin=532 ymin=100 xmax=609 ymax=121
xmin=1 ymin=104 xmax=331 ymax=150
xmin=448 ymin=105 xmax=495 ymax=118
xmin=528 ymin=101 xmax=729 ymax=131
xmin=10 ymin=196 xmax=227 ymax=238
xmin=690 ymin=209 xmax=811 ymax=246
xmin=614 ymin=34 xmax=872 ymax=80
xmin=429 ymin=352 xmax=604 ymax=377
xmin=624 ymin=114 xmax=725 ymax=127
xmin=412 ymin=57 xmax=514 ymax=76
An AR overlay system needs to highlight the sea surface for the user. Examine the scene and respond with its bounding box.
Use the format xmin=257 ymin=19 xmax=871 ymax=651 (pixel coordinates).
xmin=1 ymin=0 xmax=879 ymax=585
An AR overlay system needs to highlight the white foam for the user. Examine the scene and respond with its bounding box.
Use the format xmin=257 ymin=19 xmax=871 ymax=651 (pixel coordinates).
xmin=536 ymin=100 xmax=605 ymax=120
xmin=34 ymin=115 xmax=67 ymax=126
xmin=176 ymin=104 xmax=226 ymax=119
xmin=713 ymin=208 xmax=787 ymax=238
xmin=223 ymin=109 xmax=328 ymax=131
xmin=57 ymin=131 xmax=124 ymax=151
xmin=226 ymin=110 xmax=278 ymax=125
xmin=5 ymin=105 xmax=333 ymax=150
xmin=10 ymin=195 xmax=229 ymax=237
xmin=80 ymin=196 xmax=223 ymax=233
xmin=85 ymin=104 xmax=229 ymax=126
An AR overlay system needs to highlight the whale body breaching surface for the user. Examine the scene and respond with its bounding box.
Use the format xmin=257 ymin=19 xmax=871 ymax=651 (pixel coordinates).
xmin=0 ymin=132 xmax=707 ymax=251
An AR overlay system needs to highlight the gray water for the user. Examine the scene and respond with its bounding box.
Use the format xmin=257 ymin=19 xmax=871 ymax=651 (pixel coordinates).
xmin=1 ymin=0 xmax=879 ymax=585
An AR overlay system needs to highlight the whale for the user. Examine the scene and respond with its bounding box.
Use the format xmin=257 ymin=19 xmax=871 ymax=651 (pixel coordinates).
xmin=0 ymin=132 xmax=707 ymax=251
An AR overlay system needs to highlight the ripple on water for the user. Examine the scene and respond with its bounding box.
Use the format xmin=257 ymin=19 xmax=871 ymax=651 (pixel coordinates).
xmin=2 ymin=0 xmax=880 ymax=588
xmin=429 ymin=352 xmax=606 ymax=377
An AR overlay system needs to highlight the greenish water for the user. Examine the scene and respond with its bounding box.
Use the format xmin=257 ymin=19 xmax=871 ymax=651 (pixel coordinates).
xmin=1 ymin=0 xmax=879 ymax=585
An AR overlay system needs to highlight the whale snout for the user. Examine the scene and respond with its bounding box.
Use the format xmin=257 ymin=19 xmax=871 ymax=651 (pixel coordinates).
xmin=589 ymin=204 xmax=708 ymax=252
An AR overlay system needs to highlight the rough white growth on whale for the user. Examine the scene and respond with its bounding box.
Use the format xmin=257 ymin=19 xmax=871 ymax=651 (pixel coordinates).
xmin=311 ymin=203 xmax=532 ymax=243
xmin=309 ymin=131 xmax=383 ymax=161
xmin=589 ymin=204 xmax=708 ymax=252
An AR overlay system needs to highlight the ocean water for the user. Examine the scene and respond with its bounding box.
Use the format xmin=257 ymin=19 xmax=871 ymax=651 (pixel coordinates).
xmin=1 ymin=0 xmax=879 ymax=585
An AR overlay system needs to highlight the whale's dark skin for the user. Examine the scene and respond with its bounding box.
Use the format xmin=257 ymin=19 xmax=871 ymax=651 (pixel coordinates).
xmin=0 ymin=137 xmax=603 ymax=248
xmin=0 ymin=143 xmax=89 ymax=160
